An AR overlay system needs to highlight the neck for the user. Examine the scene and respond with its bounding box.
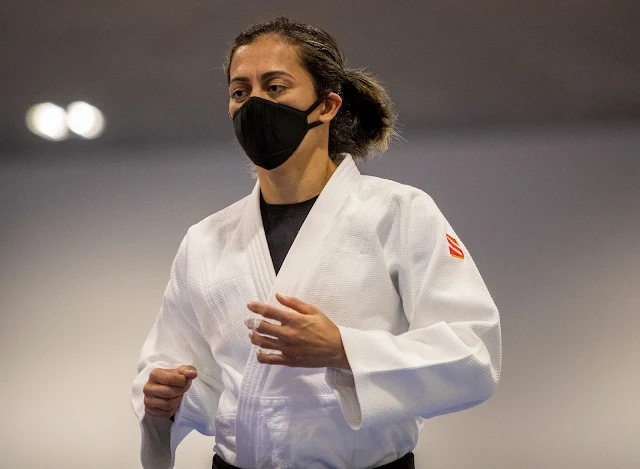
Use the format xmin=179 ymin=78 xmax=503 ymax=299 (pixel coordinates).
xmin=257 ymin=148 xmax=338 ymax=204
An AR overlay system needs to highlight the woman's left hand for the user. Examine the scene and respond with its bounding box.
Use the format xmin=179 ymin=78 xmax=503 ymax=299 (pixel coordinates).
xmin=245 ymin=292 xmax=351 ymax=370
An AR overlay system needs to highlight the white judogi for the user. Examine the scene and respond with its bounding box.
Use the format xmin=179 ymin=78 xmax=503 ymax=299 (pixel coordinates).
xmin=130 ymin=153 xmax=502 ymax=469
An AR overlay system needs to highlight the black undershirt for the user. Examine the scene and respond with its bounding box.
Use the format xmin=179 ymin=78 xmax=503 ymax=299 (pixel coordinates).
xmin=259 ymin=189 xmax=319 ymax=274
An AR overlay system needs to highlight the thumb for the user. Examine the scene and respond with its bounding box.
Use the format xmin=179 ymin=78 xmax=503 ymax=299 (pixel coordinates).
xmin=175 ymin=364 xmax=198 ymax=380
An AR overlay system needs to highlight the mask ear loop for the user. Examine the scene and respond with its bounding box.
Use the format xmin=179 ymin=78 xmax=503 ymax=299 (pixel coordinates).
xmin=305 ymin=94 xmax=329 ymax=129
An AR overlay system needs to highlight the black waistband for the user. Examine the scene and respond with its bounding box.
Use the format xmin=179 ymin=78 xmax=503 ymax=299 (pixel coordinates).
xmin=212 ymin=452 xmax=415 ymax=469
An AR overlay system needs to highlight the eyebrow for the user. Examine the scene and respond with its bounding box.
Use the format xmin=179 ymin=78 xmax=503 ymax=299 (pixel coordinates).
xmin=229 ymin=70 xmax=296 ymax=85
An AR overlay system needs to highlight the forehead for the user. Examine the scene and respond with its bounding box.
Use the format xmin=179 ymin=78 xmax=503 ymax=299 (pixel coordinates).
xmin=229 ymin=35 xmax=308 ymax=80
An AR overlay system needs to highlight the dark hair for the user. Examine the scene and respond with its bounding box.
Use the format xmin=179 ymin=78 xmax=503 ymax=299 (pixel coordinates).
xmin=225 ymin=17 xmax=397 ymax=161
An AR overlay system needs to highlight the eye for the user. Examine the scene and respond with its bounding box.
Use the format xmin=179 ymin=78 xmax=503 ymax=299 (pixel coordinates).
xmin=231 ymin=89 xmax=249 ymax=100
xmin=267 ymin=84 xmax=286 ymax=94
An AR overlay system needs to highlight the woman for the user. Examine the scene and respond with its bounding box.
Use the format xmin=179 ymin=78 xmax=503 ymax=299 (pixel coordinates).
xmin=131 ymin=17 xmax=501 ymax=469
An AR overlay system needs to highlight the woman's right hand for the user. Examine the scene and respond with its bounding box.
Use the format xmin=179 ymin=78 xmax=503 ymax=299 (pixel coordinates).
xmin=143 ymin=365 xmax=198 ymax=418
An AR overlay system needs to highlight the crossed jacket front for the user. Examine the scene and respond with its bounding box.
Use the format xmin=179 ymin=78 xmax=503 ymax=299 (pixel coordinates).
xmin=130 ymin=153 xmax=502 ymax=469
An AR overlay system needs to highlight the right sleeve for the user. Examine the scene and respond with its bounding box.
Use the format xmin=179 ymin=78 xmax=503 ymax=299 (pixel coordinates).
xmin=325 ymin=191 xmax=501 ymax=430
xmin=131 ymin=231 xmax=224 ymax=469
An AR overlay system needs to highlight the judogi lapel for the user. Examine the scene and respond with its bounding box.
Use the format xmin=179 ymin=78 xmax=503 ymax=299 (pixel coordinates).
xmin=236 ymin=154 xmax=361 ymax=467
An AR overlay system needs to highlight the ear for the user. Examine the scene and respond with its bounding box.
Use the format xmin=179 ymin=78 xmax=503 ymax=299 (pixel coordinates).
xmin=318 ymin=92 xmax=342 ymax=124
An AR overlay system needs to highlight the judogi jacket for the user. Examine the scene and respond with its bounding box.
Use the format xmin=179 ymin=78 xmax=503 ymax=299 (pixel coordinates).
xmin=130 ymin=153 xmax=502 ymax=469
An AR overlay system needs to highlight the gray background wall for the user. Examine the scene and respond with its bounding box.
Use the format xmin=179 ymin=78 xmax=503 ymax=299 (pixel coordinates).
xmin=2 ymin=1 xmax=639 ymax=466
xmin=1 ymin=122 xmax=638 ymax=468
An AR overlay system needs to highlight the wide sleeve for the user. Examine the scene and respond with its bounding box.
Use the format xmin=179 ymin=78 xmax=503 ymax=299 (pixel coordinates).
xmin=131 ymin=230 xmax=224 ymax=469
xmin=325 ymin=191 xmax=502 ymax=430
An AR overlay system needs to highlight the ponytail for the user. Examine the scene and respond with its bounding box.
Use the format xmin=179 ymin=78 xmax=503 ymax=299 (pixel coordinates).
xmin=331 ymin=68 xmax=397 ymax=159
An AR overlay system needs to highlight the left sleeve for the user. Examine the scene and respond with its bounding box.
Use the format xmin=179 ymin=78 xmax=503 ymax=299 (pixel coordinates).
xmin=325 ymin=192 xmax=502 ymax=430
xmin=131 ymin=231 xmax=224 ymax=469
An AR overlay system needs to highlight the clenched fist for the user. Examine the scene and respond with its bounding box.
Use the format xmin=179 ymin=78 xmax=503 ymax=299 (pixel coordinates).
xmin=143 ymin=365 xmax=197 ymax=418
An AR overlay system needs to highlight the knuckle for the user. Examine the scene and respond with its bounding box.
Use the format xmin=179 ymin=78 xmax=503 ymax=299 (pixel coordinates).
xmin=280 ymin=334 xmax=293 ymax=346
xmin=284 ymin=347 xmax=298 ymax=359
xmin=284 ymin=331 xmax=299 ymax=345
xmin=249 ymin=332 xmax=258 ymax=344
xmin=264 ymin=311 xmax=277 ymax=321
xmin=144 ymin=384 xmax=164 ymax=398
xmin=146 ymin=398 xmax=160 ymax=410
xmin=145 ymin=395 xmax=179 ymax=412
xmin=171 ymin=372 xmax=181 ymax=383
xmin=162 ymin=386 xmax=178 ymax=398
xmin=156 ymin=399 xmax=173 ymax=411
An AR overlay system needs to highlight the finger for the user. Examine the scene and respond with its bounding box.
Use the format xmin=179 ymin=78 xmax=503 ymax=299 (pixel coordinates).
xmin=256 ymin=350 xmax=292 ymax=366
xmin=254 ymin=320 xmax=287 ymax=339
xmin=249 ymin=331 xmax=283 ymax=351
xmin=275 ymin=293 xmax=313 ymax=314
xmin=175 ymin=365 xmax=198 ymax=380
xmin=244 ymin=316 xmax=263 ymax=331
xmin=144 ymin=394 xmax=182 ymax=412
xmin=143 ymin=382 xmax=184 ymax=399
xmin=184 ymin=377 xmax=194 ymax=393
xmin=247 ymin=302 xmax=293 ymax=323
xmin=149 ymin=368 xmax=190 ymax=387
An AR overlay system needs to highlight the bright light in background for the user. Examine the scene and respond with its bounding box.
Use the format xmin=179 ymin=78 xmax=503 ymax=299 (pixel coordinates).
xmin=67 ymin=101 xmax=105 ymax=139
xmin=26 ymin=101 xmax=105 ymax=140
xmin=26 ymin=103 xmax=68 ymax=141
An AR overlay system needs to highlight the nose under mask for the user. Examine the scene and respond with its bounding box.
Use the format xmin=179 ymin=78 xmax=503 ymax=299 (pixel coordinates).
xmin=232 ymin=96 xmax=325 ymax=170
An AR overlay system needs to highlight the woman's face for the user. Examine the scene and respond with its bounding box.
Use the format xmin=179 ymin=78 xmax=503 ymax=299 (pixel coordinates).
xmin=228 ymin=34 xmax=320 ymax=121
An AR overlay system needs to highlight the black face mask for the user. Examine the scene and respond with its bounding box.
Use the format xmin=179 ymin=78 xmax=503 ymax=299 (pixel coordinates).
xmin=232 ymin=96 xmax=325 ymax=170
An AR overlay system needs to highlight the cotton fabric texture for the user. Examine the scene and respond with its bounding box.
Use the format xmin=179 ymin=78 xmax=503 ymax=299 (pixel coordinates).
xmin=130 ymin=153 xmax=502 ymax=469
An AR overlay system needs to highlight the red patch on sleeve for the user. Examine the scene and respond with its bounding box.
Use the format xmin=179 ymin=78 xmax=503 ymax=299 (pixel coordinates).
xmin=446 ymin=234 xmax=465 ymax=259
